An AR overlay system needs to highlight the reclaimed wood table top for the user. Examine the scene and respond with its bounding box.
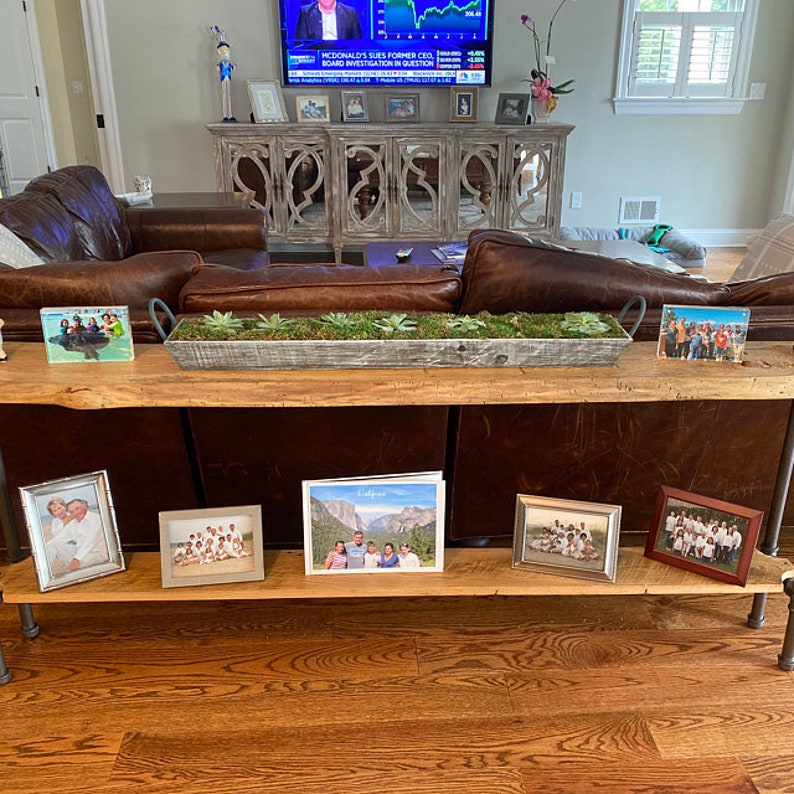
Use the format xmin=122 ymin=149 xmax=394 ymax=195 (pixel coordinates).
xmin=0 ymin=341 xmax=793 ymax=410
xmin=1 ymin=547 xmax=790 ymax=604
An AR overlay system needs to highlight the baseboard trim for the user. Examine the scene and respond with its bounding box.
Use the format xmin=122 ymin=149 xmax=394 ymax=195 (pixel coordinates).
xmin=679 ymin=228 xmax=762 ymax=247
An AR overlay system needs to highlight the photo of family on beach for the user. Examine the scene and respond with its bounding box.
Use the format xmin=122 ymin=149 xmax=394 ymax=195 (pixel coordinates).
xmin=302 ymin=473 xmax=445 ymax=575
xmin=645 ymin=486 xmax=763 ymax=586
xmin=40 ymin=305 xmax=134 ymax=363
xmin=158 ymin=506 xmax=264 ymax=588
xmin=512 ymin=494 xmax=622 ymax=582
xmin=19 ymin=470 xmax=125 ymax=592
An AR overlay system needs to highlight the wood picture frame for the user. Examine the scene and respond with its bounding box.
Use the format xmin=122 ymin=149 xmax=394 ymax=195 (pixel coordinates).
xmin=296 ymin=94 xmax=331 ymax=123
xmin=19 ymin=470 xmax=125 ymax=592
xmin=302 ymin=472 xmax=445 ymax=575
xmin=495 ymin=93 xmax=530 ymax=125
xmin=158 ymin=505 xmax=264 ymax=588
xmin=512 ymin=494 xmax=622 ymax=582
xmin=247 ymin=80 xmax=288 ymax=123
xmin=645 ymin=486 xmax=763 ymax=586
xmin=341 ymin=90 xmax=369 ymax=122
xmin=384 ymin=93 xmax=419 ymax=122
xmin=450 ymin=86 xmax=478 ymax=122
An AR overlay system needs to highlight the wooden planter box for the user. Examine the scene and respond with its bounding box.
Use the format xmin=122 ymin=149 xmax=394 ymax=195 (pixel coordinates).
xmin=163 ymin=322 xmax=633 ymax=371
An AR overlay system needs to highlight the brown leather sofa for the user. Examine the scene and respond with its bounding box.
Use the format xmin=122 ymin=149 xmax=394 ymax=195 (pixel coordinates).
xmin=0 ymin=165 xmax=268 ymax=558
xmin=0 ymin=165 xmax=269 ymax=342
xmin=3 ymin=207 xmax=794 ymax=554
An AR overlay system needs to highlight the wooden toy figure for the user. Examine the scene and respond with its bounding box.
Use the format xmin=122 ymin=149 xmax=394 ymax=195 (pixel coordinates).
xmin=210 ymin=25 xmax=237 ymax=122
xmin=0 ymin=318 xmax=6 ymax=362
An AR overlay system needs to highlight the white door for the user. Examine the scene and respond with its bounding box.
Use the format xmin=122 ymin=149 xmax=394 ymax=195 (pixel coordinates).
xmin=0 ymin=0 xmax=51 ymax=195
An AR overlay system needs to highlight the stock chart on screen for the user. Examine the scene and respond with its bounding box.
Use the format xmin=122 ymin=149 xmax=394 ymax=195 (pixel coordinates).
xmin=379 ymin=0 xmax=487 ymax=37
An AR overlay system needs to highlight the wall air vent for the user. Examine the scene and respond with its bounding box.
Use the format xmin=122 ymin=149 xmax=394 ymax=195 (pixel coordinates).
xmin=619 ymin=196 xmax=661 ymax=224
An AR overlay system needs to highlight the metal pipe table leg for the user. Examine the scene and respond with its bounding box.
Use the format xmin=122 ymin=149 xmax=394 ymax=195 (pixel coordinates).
xmin=0 ymin=446 xmax=27 ymax=563
xmin=18 ymin=604 xmax=39 ymax=639
xmin=0 ymin=640 xmax=11 ymax=685
xmin=748 ymin=400 xmax=794 ymax=630
xmin=779 ymin=575 xmax=794 ymax=671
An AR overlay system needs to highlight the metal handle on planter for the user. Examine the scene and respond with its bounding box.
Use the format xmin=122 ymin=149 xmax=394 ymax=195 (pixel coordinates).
xmin=617 ymin=295 xmax=647 ymax=339
xmin=148 ymin=297 xmax=177 ymax=342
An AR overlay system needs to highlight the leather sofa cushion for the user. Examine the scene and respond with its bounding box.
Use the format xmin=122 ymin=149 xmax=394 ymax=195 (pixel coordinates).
xmin=459 ymin=230 xmax=727 ymax=315
xmin=0 ymin=191 xmax=85 ymax=262
xmin=179 ymin=263 xmax=462 ymax=314
xmin=25 ymin=165 xmax=132 ymax=261
xmin=0 ymin=250 xmax=201 ymax=310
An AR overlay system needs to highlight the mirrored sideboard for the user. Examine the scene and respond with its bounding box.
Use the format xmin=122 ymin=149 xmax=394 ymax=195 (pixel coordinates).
xmin=207 ymin=122 xmax=574 ymax=260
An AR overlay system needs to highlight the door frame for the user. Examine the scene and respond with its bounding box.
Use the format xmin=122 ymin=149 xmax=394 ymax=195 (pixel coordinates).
xmin=79 ymin=0 xmax=124 ymax=192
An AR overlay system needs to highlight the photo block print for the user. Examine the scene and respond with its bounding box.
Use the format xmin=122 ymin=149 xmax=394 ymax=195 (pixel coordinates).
xmin=521 ymin=506 xmax=610 ymax=573
xmin=306 ymin=481 xmax=442 ymax=573
xmin=41 ymin=305 xmax=134 ymax=363
xmin=36 ymin=482 xmax=112 ymax=581
xmin=165 ymin=513 xmax=256 ymax=580
xmin=658 ymin=305 xmax=750 ymax=363
xmin=655 ymin=496 xmax=749 ymax=576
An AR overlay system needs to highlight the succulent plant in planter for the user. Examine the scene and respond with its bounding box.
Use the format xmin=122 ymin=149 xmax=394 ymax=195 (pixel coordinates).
xmin=159 ymin=309 xmax=634 ymax=371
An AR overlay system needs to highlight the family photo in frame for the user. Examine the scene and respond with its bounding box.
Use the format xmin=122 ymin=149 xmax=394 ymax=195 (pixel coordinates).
xmin=385 ymin=93 xmax=419 ymax=122
xmin=158 ymin=505 xmax=264 ymax=588
xmin=296 ymin=94 xmax=330 ymax=122
xmin=645 ymin=486 xmax=762 ymax=586
xmin=512 ymin=494 xmax=622 ymax=582
xmin=19 ymin=471 xmax=125 ymax=592
xmin=658 ymin=305 xmax=751 ymax=362
xmin=302 ymin=472 xmax=445 ymax=575
xmin=40 ymin=305 xmax=134 ymax=363
xmin=341 ymin=90 xmax=369 ymax=122
xmin=495 ymin=93 xmax=529 ymax=124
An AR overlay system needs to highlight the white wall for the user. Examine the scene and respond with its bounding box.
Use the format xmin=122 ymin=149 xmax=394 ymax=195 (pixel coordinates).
xmin=102 ymin=0 xmax=794 ymax=235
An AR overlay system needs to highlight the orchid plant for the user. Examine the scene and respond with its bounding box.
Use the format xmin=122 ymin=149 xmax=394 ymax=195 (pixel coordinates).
xmin=521 ymin=0 xmax=576 ymax=110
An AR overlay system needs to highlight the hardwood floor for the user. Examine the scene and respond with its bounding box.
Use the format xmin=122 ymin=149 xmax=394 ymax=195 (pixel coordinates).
xmin=690 ymin=245 xmax=746 ymax=282
xmin=4 ymin=243 xmax=791 ymax=794
xmin=1 ymin=533 xmax=793 ymax=794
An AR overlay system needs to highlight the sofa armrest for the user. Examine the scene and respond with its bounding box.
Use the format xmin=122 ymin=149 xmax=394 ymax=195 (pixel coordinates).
xmin=125 ymin=207 xmax=267 ymax=254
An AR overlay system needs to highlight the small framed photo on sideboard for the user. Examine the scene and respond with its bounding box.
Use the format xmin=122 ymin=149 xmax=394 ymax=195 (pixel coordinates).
xmin=296 ymin=94 xmax=331 ymax=123
xmin=658 ymin=305 xmax=750 ymax=362
xmin=495 ymin=93 xmax=530 ymax=125
xmin=341 ymin=90 xmax=369 ymax=122
xmin=247 ymin=80 xmax=288 ymax=123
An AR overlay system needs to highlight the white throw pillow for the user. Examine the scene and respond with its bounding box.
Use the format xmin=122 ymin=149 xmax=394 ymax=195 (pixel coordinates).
xmin=0 ymin=223 xmax=45 ymax=268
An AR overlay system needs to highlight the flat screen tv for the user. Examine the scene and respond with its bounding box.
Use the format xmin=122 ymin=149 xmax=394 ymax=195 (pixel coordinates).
xmin=278 ymin=0 xmax=495 ymax=87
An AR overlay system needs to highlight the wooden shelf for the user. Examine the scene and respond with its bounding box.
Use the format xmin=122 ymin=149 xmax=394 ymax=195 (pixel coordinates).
xmin=1 ymin=547 xmax=790 ymax=605
xmin=1 ymin=341 xmax=794 ymax=410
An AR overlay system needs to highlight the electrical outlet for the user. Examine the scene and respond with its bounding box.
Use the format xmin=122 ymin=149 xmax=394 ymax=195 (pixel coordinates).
xmin=570 ymin=191 xmax=582 ymax=209
xmin=749 ymin=82 xmax=766 ymax=100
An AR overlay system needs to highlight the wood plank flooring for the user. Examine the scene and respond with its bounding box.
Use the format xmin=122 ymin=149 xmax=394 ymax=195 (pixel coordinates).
xmin=5 ymin=244 xmax=794 ymax=794
xmin=1 ymin=543 xmax=794 ymax=794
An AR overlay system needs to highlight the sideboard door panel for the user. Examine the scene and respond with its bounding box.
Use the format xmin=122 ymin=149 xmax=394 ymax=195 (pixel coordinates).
xmin=395 ymin=137 xmax=444 ymax=238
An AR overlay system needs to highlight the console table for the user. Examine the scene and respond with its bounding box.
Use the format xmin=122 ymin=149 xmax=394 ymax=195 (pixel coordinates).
xmin=1 ymin=340 xmax=793 ymax=683
xmin=207 ymin=122 xmax=573 ymax=261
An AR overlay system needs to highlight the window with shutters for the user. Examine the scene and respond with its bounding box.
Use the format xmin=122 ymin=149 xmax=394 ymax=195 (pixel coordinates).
xmin=614 ymin=0 xmax=758 ymax=114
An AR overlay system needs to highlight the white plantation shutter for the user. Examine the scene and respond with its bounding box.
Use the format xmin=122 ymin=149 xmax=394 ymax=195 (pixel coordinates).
xmin=615 ymin=1 xmax=758 ymax=113
xmin=629 ymin=12 xmax=741 ymax=97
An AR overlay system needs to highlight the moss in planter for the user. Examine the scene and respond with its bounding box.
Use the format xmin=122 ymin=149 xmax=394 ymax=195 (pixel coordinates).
xmin=169 ymin=311 xmax=627 ymax=343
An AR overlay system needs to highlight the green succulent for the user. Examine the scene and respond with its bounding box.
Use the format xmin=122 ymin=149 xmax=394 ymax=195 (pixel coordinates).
xmin=319 ymin=312 xmax=356 ymax=328
xmin=373 ymin=313 xmax=418 ymax=334
xmin=560 ymin=311 xmax=610 ymax=336
xmin=201 ymin=310 xmax=244 ymax=333
xmin=445 ymin=315 xmax=487 ymax=333
xmin=256 ymin=313 xmax=295 ymax=332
